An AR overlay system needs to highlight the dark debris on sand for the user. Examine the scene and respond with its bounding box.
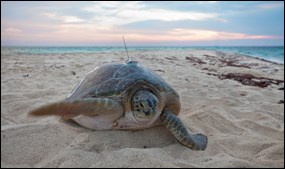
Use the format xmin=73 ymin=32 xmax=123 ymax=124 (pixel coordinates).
xmin=165 ymin=56 xmax=177 ymax=61
xmin=50 ymin=64 xmax=65 ymax=69
xmin=220 ymin=60 xmax=251 ymax=68
xmin=209 ymin=73 xmax=284 ymax=88
xmin=202 ymin=68 xmax=217 ymax=72
xmin=185 ymin=56 xmax=206 ymax=64
xmin=154 ymin=69 xmax=165 ymax=73
xmin=189 ymin=53 xmax=253 ymax=68
xmin=183 ymin=51 xmax=283 ymax=89
xmin=71 ymin=71 xmax=76 ymax=75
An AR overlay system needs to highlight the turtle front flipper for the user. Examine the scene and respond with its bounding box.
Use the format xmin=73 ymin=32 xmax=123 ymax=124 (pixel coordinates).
xmin=29 ymin=98 xmax=124 ymax=120
xmin=160 ymin=109 xmax=207 ymax=150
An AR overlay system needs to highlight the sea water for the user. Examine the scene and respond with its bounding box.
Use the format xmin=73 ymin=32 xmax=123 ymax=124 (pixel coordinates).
xmin=2 ymin=46 xmax=284 ymax=64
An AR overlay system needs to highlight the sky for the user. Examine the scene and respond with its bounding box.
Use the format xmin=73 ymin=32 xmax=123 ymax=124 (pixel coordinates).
xmin=1 ymin=1 xmax=284 ymax=46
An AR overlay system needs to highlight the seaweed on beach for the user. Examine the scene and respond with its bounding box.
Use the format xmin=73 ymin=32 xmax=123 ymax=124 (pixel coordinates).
xmin=203 ymin=54 xmax=216 ymax=58
xmin=220 ymin=60 xmax=251 ymax=68
xmin=217 ymin=73 xmax=284 ymax=88
xmin=203 ymin=54 xmax=252 ymax=68
xmin=154 ymin=69 xmax=165 ymax=73
xmin=202 ymin=68 xmax=217 ymax=72
xmin=207 ymin=72 xmax=284 ymax=88
xmin=185 ymin=56 xmax=206 ymax=64
xmin=165 ymin=56 xmax=177 ymax=61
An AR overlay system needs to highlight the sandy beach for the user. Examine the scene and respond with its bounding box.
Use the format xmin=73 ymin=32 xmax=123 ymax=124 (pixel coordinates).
xmin=1 ymin=49 xmax=284 ymax=167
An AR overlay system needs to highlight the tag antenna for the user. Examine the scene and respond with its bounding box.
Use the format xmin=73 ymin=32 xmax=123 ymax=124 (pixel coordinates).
xmin=122 ymin=36 xmax=130 ymax=61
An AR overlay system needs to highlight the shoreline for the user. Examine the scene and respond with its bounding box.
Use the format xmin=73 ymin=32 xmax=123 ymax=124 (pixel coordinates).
xmin=1 ymin=49 xmax=284 ymax=167
xmin=1 ymin=46 xmax=284 ymax=65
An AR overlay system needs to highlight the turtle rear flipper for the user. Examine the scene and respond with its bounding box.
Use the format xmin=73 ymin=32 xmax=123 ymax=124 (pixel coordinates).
xmin=160 ymin=109 xmax=208 ymax=150
xmin=29 ymin=98 xmax=124 ymax=120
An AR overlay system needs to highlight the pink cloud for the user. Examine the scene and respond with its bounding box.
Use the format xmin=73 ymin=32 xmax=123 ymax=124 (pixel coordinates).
xmin=1 ymin=20 xmax=281 ymax=44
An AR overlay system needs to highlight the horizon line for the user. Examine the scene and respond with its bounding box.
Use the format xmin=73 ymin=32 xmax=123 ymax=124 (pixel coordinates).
xmin=1 ymin=45 xmax=284 ymax=47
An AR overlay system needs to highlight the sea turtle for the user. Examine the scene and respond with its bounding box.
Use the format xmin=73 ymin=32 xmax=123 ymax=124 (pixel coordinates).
xmin=30 ymin=60 xmax=207 ymax=150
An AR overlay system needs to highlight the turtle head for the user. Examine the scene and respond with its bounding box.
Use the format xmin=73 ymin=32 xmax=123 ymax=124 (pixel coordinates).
xmin=131 ymin=90 xmax=159 ymax=122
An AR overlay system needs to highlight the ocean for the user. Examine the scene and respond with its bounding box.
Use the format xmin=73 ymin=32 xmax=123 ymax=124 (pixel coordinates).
xmin=2 ymin=46 xmax=284 ymax=64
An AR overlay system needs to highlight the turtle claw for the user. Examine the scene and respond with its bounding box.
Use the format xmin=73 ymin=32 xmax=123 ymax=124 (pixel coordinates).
xmin=191 ymin=133 xmax=208 ymax=150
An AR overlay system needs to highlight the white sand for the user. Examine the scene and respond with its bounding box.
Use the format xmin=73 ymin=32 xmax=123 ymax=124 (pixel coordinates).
xmin=1 ymin=49 xmax=284 ymax=167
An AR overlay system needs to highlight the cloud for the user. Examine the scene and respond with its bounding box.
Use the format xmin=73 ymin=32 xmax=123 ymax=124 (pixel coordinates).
xmin=127 ymin=28 xmax=279 ymax=42
xmin=2 ymin=27 xmax=22 ymax=34
xmin=168 ymin=29 xmax=278 ymax=41
xmin=61 ymin=16 xmax=85 ymax=23
xmin=42 ymin=12 xmax=57 ymax=18
xmin=196 ymin=1 xmax=217 ymax=4
xmin=83 ymin=1 xmax=144 ymax=13
xmin=41 ymin=12 xmax=85 ymax=23
xmin=257 ymin=2 xmax=284 ymax=9
xmin=4 ymin=25 xmax=277 ymax=44
xmin=82 ymin=1 xmax=225 ymax=27
xmin=1 ymin=27 xmax=24 ymax=42
xmin=2 ymin=1 xmax=282 ymax=46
